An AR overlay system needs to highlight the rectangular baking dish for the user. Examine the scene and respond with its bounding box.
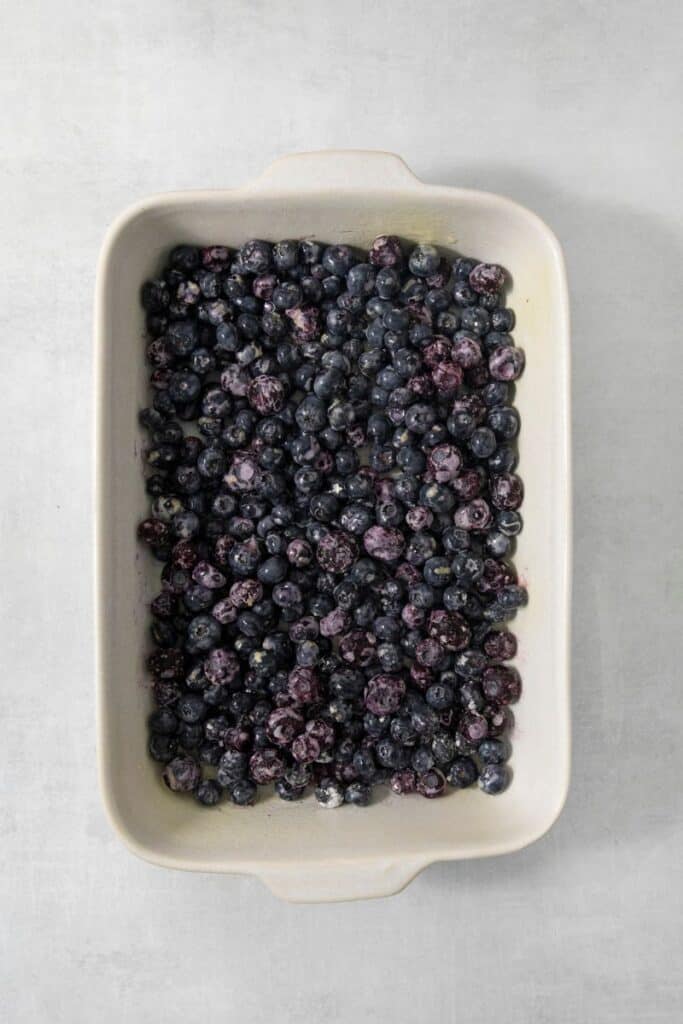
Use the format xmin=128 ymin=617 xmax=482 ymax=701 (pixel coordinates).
xmin=95 ymin=150 xmax=571 ymax=902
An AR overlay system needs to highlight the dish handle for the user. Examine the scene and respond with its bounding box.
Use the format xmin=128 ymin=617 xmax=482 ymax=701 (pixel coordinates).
xmin=258 ymin=856 xmax=430 ymax=903
xmin=244 ymin=149 xmax=421 ymax=193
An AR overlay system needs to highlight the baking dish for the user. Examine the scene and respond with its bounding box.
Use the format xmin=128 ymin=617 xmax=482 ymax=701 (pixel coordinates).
xmin=95 ymin=150 xmax=571 ymax=902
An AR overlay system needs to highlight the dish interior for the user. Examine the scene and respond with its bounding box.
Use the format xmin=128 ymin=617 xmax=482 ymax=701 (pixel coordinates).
xmin=97 ymin=182 xmax=569 ymax=896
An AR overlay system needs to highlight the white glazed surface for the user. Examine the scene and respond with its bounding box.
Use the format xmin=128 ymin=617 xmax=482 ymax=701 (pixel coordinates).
xmin=95 ymin=150 xmax=570 ymax=902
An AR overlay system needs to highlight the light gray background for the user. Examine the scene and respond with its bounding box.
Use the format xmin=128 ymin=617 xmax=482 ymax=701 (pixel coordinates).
xmin=2 ymin=1 xmax=681 ymax=1021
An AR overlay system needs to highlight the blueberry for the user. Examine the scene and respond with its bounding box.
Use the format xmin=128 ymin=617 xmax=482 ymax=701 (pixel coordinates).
xmin=274 ymin=777 xmax=306 ymax=801
xmin=186 ymin=614 xmax=222 ymax=652
xmin=177 ymin=693 xmax=207 ymax=724
xmin=432 ymin=732 xmax=457 ymax=765
xmin=478 ymin=763 xmax=511 ymax=794
xmin=488 ymin=445 xmax=518 ymax=475
xmin=170 ymin=245 xmax=200 ymax=273
xmin=368 ymin=235 xmax=403 ymax=268
xmin=229 ymin=778 xmax=257 ymax=805
xmin=376 ymin=738 xmax=405 ymax=769
xmin=425 ymin=683 xmax=454 ymax=711
xmin=453 ymin=280 xmax=477 ymax=306
xmin=390 ymin=770 xmax=417 ymax=794
xmin=346 ymin=263 xmax=375 ymax=296
xmin=491 ymin=308 xmax=515 ymax=332
xmin=237 ymin=239 xmax=271 ymax=274
xmin=417 ymin=767 xmax=446 ymax=798
xmin=271 ymin=239 xmax=299 ymax=270
xmin=446 ymin=756 xmax=478 ymax=788
xmin=469 ymin=263 xmax=505 ymax=295
xmin=496 ymin=510 xmax=523 ymax=537
xmin=478 ymin=738 xmax=510 ymax=764
xmin=315 ymin=778 xmax=345 ymax=808
xmin=460 ymin=306 xmax=490 ymax=337
xmin=489 ymin=346 xmax=525 ymax=381
xmin=469 ymin=427 xmax=497 ymax=459
xmin=162 ymin=756 xmax=201 ymax=792
xmin=486 ymin=531 xmax=511 ymax=557
xmin=148 ymin=734 xmax=178 ymax=762
xmin=322 ymin=245 xmax=355 ymax=276
xmin=408 ymin=244 xmax=440 ymax=278
xmin=423 ymin=557 xmax=452 ymax=588
xmin=345 ymin=781 xmax=371 ymax=806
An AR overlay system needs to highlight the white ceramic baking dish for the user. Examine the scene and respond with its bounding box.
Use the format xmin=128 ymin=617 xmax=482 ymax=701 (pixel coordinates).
xmin=95 ymin=150 xmax=571 ymax=902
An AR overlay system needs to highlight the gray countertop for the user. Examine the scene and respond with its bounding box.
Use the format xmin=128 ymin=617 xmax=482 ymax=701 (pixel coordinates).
xmin=2 ymin=1 xmax=681 ymax=1021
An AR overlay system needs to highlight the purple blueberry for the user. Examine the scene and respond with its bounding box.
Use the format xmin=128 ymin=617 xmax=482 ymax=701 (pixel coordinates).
xmin=363 ymin=525 xmax=405 ymax=562
xmin=431 ymin=361 xmax=463 ymax=393
xmin=415 ymin=638 xmax=445 ymax=668
xmin=138 ymin=518 xmax=170 ymax=547
xmin=482 ymin=666 xmax=522 ymax=705
xmin=249 ymin=748 xmax=285 ymax=784
xmin=428 ymin=443 xmax=462 ymax=483
xmin=423 ymin=337 xmax=451 ymax=368
xmin=286 ymin=304 xmax=319 ymax=342
xmin=203 ymin=648 xmax=239 ymax=686
xmin=287 ymin=666 xmax=321 ymax=704
xmin=316 ymin=531 xmax=358 ymax=573
xmin=364 ymin=674 xmax=406 ymax=715
xmin=451 ymin=470 xmax=484 ymax=501
xmin=452 ymin=334 xmax=483 ymax=367
xmin=224 ymin=453 xmax=261 ymax=492
xmin=247 ymin=374 xmax=286 ymax=414
xmin=484 ymin=630 xmax=518 ymax=662
xmin=459 ymin=711 xmax=489 ymax=743
xmin=468 ymin=262 xmax=506 ymax=295
xmin=286 ymin=538 xmax=313 ymax=567
xmin=220 ymin=365 xmax=250 ymax=396
xmin=291 ymin=733 xmax=322 ymax=764
xmin=416 ymin=767 xmax=446 ymax=798
xmin=191 ymin=561 xmax=226 ymax=589
xmin=305 ymin=718 xmax=335 ymax=750
xmin=453 ymin=498 xmax=493 ymax=531
xmin=320 ymin=607 xmax=350 ymax=637
xmin=266 ymin=707 xmax=305 ymax=746
xmin=252 ymin=273 xmax=277 ymax=300
xmin=339 ymin=630 xmax=377 ymax=666
xmin=229 ymin=579 xmax=263 ymax=608
xmin=368 ymin=235 xmax=403 ymax=267
xmin=162 ymin=756 xmax=201 ymax=793
xmin=201 ymin=245 xmax=230 ymax=270
xmin=426 ymin=609 xmax=471 ymax=651
xmin=390 ymin=770 xmax=417 ymax=794
xmin=489 ymin=346 xmax=525 ymax=381
xmin=490 ymin=473 xmax=524 ymax=510
xmin=405 ymin=506 xmax=434 ymax=531
xmin=401 ymin=603 xmax=426 ymax=629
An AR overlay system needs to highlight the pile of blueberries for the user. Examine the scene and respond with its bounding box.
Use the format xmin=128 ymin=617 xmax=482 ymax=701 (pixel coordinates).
xmin=138 ymin=235 xmax=525 ymax=809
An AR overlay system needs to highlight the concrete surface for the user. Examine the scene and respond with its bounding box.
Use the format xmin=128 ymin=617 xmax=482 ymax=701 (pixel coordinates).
xmin=1 ymin=1 xmax=681 ymax=1021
